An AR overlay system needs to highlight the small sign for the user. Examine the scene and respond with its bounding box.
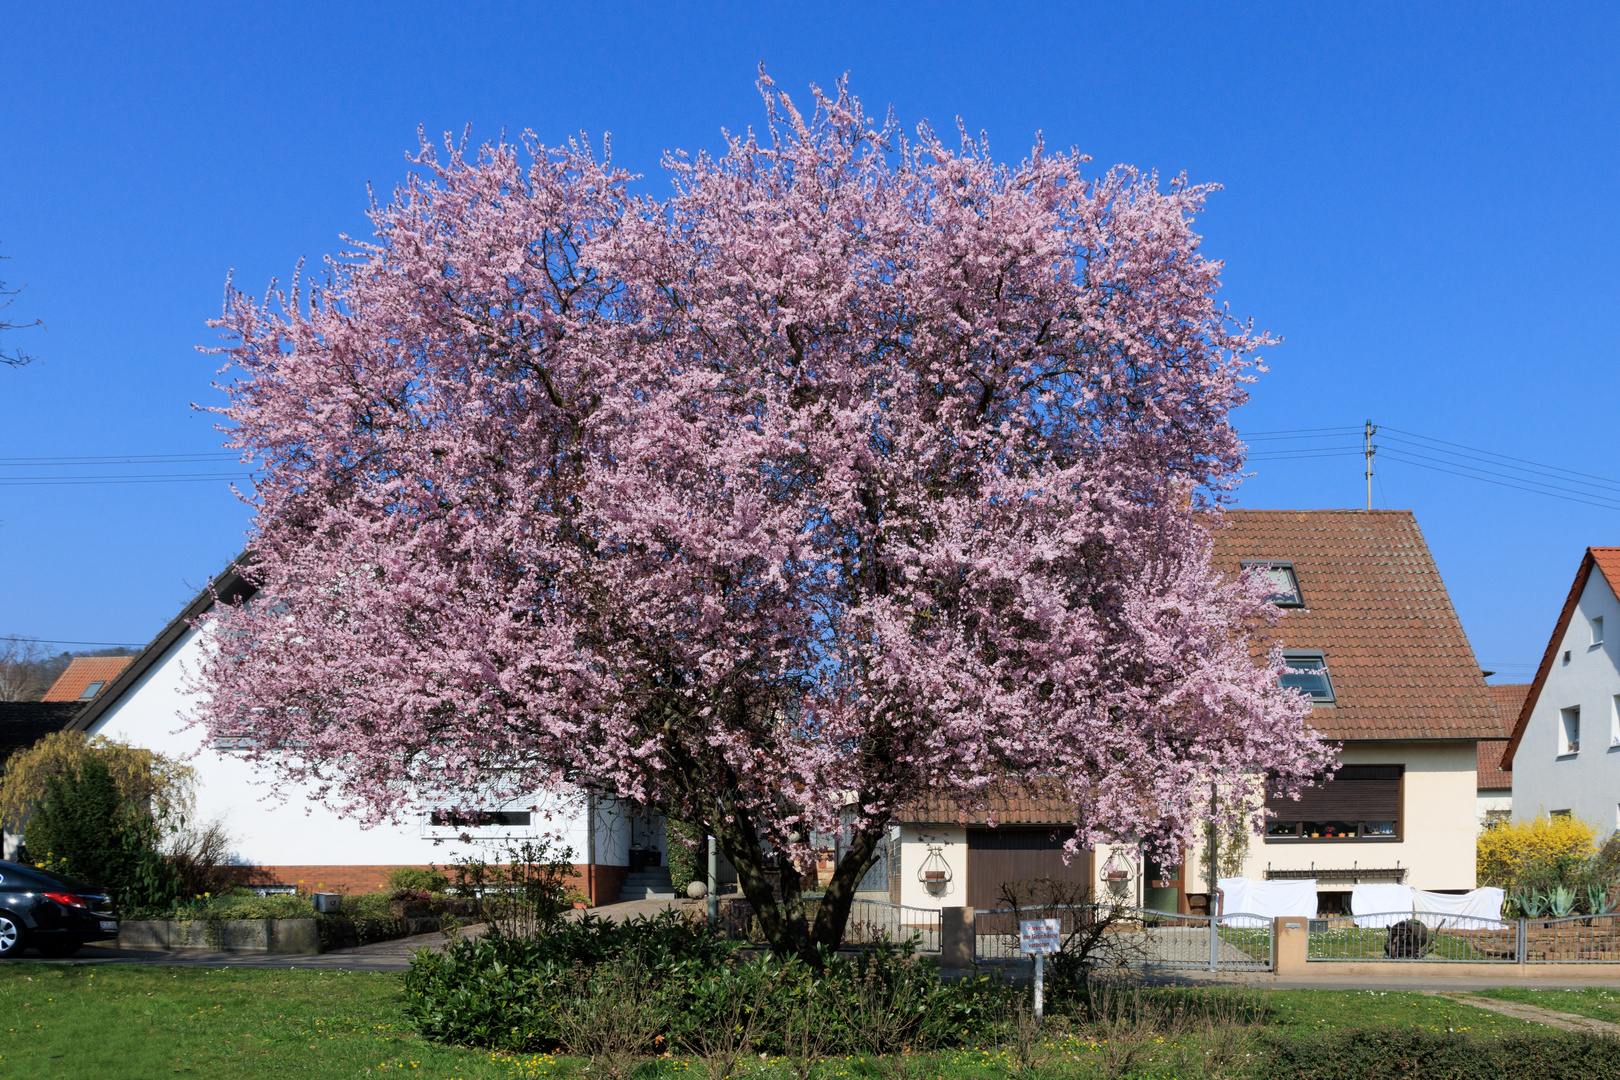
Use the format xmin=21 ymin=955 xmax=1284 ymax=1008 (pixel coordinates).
xmin=1020 ymin=918 xmax=1061 ymax=955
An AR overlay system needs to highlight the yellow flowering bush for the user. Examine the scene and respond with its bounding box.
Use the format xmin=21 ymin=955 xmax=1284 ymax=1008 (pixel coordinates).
xmin=1477 ymin=813 xmax=1597 ymax=889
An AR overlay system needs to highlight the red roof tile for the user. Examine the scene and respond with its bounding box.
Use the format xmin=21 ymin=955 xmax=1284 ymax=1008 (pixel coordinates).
xmin=1211 ymin=510 xmax=1499 ymax=742
xmin=42 ymin=657 xmax=132 ymax=702
xmin=1486 ymin=684 xmax=1529 ymax=736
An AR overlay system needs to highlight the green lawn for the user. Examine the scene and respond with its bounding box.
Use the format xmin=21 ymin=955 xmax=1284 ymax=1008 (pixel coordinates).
xmin=1471 ymin=986 xmax=1620 ymax=1024
xmin=0 ymin=966 xmax=1560 ymax=1080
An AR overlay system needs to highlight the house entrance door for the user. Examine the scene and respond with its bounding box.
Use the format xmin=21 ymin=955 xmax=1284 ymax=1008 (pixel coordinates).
xmin=965 ymin=828 xmax=1092 ymax=911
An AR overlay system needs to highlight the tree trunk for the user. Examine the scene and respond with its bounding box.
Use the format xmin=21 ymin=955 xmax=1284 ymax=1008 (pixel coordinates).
xmin=706 ymin=799 xmax=886 ymax=967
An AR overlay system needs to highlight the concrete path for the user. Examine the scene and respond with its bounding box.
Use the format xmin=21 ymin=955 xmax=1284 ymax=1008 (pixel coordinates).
xmin=1429 ymin=991 xmax=1620 ymax=1035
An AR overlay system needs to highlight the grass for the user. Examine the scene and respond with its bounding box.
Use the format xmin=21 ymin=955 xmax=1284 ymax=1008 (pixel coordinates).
xmin=0 ymin=966 xmax=1562 ymax=1080
xmin=1471 ymin=986 xmax=1620 ymax=1023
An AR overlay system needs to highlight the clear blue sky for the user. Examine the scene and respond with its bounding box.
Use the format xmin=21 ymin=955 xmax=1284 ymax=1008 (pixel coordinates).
xmin=3 ymin=2 xmax=1616 ymax=684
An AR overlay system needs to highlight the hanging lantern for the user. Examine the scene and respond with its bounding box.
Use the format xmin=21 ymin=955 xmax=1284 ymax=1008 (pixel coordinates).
xmin=917 ymin=845 xmax=952 ymax=890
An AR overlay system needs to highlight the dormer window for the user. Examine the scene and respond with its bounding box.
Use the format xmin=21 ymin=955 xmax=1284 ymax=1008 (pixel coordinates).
xmin=1242 ymin=560 xmax=1303 ymax=607
xmin=1280 ymin=650 xmax=1336 ymax=704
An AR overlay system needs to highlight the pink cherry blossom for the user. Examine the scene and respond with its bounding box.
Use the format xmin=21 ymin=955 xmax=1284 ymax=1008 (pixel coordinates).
xmin=195 ymin=75 xmax=1331 ymax=957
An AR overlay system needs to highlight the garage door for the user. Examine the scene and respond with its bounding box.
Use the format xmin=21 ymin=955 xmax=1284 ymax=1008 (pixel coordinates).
xmin=965 ymin=828 xmax=1092 ymax=912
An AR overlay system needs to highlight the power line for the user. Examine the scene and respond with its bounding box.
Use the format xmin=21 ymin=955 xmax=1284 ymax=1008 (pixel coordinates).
xmin=0 ymin=474 xmax=254 ymax=486
xmin=1381 ymin=426 xmax=1620 ymax=490
xmin=0 ymin=453 xmax=241 ymax=464
xmin=1379 ymin=433 xmax=1620 ymax=495
xmin=1 ymin=637 xmax=146 ymax=647
xmin=1379 ymin=450 xmax=1620 ymax=512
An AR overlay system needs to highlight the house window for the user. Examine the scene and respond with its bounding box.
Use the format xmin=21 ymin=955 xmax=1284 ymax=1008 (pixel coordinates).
xmin=1280 ymin=651 xmax=1335 ymax=703
xmin=1264 ymin=765 xmax=1402 ymax=841
xmin=1559 ymin=706 xmax=1580 ymax=756
xmin=1483 ymin=809 xmax=1510 ymax=827
xmin=429 ymin=810 xmax=532 ymax=828
xmin=1611 ymin=695 xmax=1619 ymax=749
xmin=78 ymin=681 xmax=106 ymax=700
xmin=1593 ymin=615 xmax=1605 ymax=647
xmin=422 ymin=807 xmax=538 ymax=838
xmin=1242 ymin=560 xmax=1303 ymax=607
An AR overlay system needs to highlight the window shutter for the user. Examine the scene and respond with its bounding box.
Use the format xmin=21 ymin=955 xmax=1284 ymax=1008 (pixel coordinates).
xmin=1266 ymin=766 xmax=1401 ymax=822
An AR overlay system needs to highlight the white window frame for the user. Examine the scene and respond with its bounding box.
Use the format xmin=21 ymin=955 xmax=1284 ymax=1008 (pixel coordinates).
xmin=1559 ymin=705 xmax=1581 ymax=757
xmin=1611 ymin=695 xmax=1620 ymax=750
xmin=1593 ymin=614 xmax=1605 ymax=647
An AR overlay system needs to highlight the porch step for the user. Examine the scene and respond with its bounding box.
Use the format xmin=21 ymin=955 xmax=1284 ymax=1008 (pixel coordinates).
xmin=617 ymin=866 xmax=675 ymax=901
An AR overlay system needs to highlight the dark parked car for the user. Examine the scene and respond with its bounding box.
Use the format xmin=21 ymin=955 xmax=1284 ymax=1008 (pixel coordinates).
xmin=0 ymin=860 xmax=118 ymax=957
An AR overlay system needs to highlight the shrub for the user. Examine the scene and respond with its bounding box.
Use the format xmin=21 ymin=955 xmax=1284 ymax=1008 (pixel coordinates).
xmin=666 ymin=819 xmax=705 ymax=894
xmin=1260 ymin=1028 xmax=1620 ymax=1079
xmin=0 ymin=730 xmax=194 ymax=840
xmin=402 ymin=909 xmax=1012 ymax=1054
xmin=26 ymin=756 xmax=179 ymax=910
xmin=449 ymin=838 xmax=582 ymax=934
xmin=387 ymin=865 xmax=450 ymax=892
xmin=1478 ymin=813 xmax=1597 ymax=891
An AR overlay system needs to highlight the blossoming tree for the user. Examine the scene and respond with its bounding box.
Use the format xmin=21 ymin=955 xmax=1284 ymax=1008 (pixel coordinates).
xmin=198 ymin=77 xmax=1332 ymax=959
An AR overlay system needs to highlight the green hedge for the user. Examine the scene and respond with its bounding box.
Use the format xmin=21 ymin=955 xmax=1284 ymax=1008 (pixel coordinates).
xmin=1261 ymin=1029 xmax=1620 ymax=1079
xmin=403 ymin=910 xmax=1011 ymax=1053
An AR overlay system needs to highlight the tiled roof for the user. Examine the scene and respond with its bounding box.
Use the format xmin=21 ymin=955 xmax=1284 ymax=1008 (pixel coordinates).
xmin=899 ymin=789 xmax=1081 ymax=826
xmin=1502 ymin=548 xmax=1620 ymax=770
xmin=1486 ymin=683 xmax=1529 ymax=735
xmin=1477 ymin=739 xmax=1512 ymax=791
xmin=1475 ymin=684 xmax=1525 ymax=791
xmin=1594 ymin=549 xmax=1620 ymax=595
xmin=1211 ymin=510 xmax=1499 ymax=742
xmin=41 ymin=657 xmax=133 ymax=702
xmin=0 ymin=702 xmax=83 ymax=760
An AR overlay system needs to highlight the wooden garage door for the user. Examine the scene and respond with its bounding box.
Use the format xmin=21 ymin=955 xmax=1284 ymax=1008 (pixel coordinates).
xmin=966 ymin=828 xmax=1092 ymax=912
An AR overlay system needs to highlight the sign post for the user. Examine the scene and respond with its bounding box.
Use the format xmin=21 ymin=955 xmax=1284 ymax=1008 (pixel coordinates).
xmin=1019 ymin=918 xmax=1060 ymax=1023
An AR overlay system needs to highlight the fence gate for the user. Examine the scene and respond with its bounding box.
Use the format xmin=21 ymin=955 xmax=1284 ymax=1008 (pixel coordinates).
xmin=972 ymin=906 xmax=1273 ymax=972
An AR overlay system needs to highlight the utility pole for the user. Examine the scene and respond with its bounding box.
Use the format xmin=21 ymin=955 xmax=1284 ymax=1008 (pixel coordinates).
xmin=1363 ymin=420 xmax=1378 ymax=510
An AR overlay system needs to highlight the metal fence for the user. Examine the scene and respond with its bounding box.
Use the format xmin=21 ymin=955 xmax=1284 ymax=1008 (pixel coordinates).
xmin=1307 ymin=912 xmax=1521 ymax=962
xmin=972 ymin=906 xmax=1273 ymax=972
xmin=844 ymin=899 xmax=941 ymax=951
xmin=1523 ymin=913 xmax=1620 ymax=963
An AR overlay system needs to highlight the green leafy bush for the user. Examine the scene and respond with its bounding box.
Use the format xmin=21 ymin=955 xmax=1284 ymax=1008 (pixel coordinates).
xmin=665 ymin=819 xmax=705 ymax=894
xmin=27 ymin=756 xmax=179 ymax=910
xmin=387 ymin=866 xmax=450 ymax=892
xmin=403 ymin=909 xmax=1012 ymax=1054
xmin=1261 ymin=1028 xmax=1620 ymax=1079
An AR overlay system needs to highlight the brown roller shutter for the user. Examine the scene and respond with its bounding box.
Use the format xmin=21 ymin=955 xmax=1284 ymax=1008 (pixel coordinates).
xmin=966 ymin=828 xmax=1091 ymax=911
xmin=1267 ymin=765 xmax=1402 ymax=822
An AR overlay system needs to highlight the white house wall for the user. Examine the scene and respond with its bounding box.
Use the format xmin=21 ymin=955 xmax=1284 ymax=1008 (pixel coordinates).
xmin=1236 ymin=740 xmax=1478 ymax=892
xmin=894 ymin=825 xmax=967 ymax=910
xmin=1511 ymin=570 xmax=1620 ymax=831
xmin=85 ymin=620 xmax=603 ymax=876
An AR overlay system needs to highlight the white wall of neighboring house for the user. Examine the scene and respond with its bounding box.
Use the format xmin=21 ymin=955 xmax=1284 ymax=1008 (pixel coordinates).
xmin=1233 ymin=740 xmax=1478 ymax=892
xmin=1477 ymin=790 xmax=1512 ymax=832
xmin=84 ymin=618 xmax=618 ymax=877
xmin=1512 ymin=570 xmax=1620 ymax=831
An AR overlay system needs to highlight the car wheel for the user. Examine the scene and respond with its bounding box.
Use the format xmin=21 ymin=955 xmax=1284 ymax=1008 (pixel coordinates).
xmin=35 ymin=938 xmax=81 ymax=958
xmin=0 ymin=913 xmax=27 ymax=959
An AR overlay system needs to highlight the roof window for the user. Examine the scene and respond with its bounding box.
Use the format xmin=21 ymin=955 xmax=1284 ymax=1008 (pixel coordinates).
xmin=78 ymin=681 xmax=106 ymax=700
xmin=1242 ymin=560 xmax=1303 ymax=607
xmin=1280 ymin=650 xmax=1335 ymax=704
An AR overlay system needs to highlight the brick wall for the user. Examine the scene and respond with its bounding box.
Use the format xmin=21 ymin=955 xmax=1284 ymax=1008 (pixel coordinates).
xmin=234 ymin=863 xmax=628 ymax=905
